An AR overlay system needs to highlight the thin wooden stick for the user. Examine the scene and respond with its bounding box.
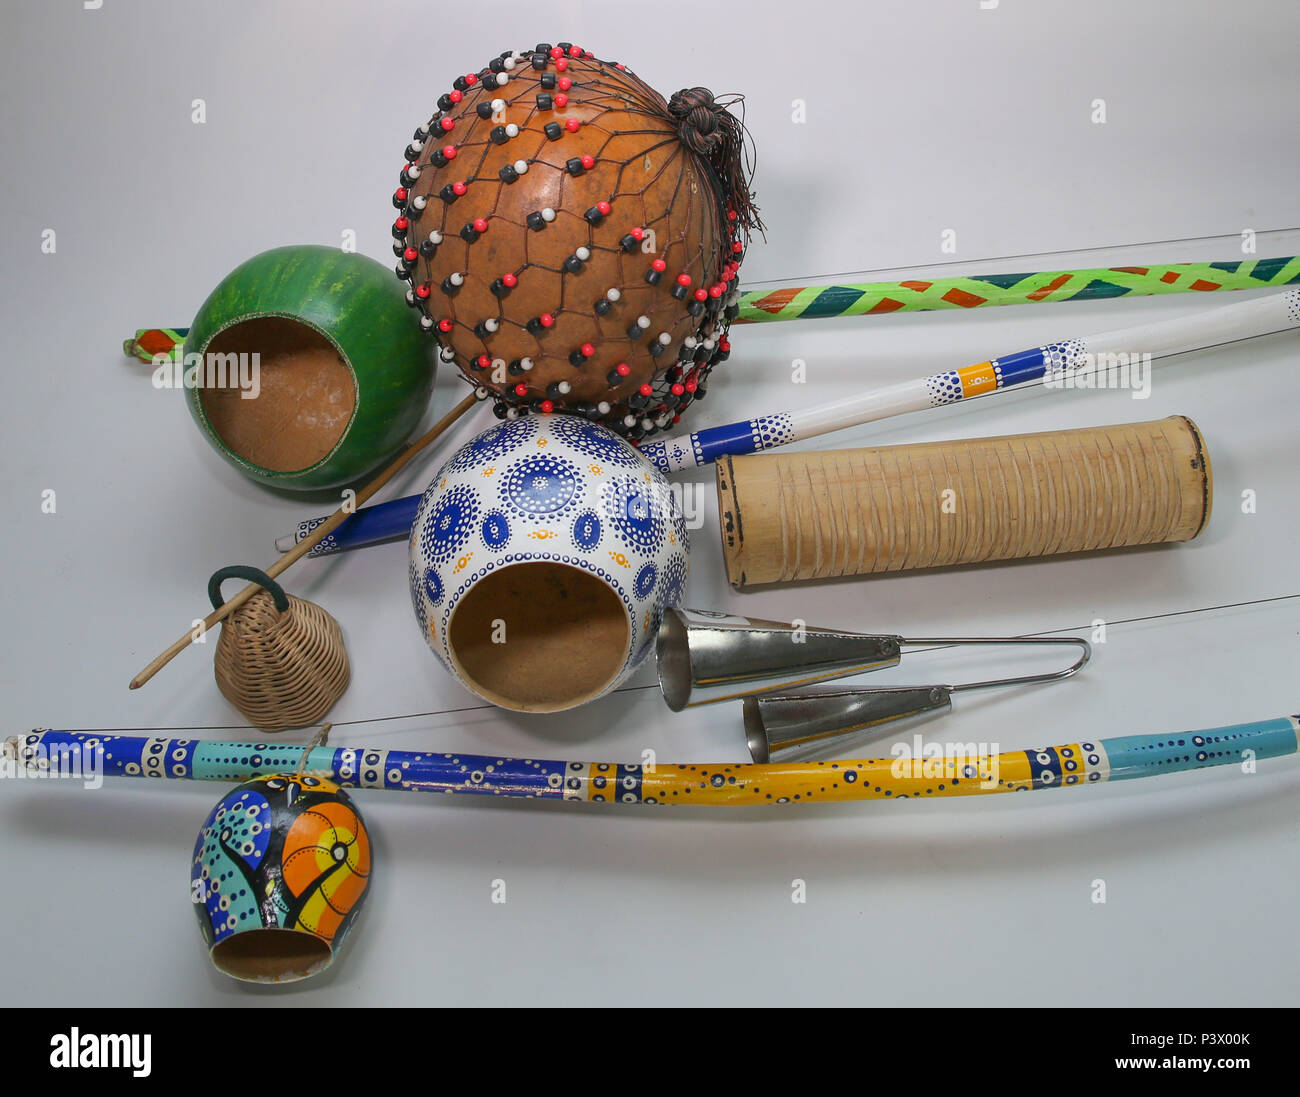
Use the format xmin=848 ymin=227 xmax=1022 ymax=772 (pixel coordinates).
xmin=129 ymin=393 xmax=479 ymax=690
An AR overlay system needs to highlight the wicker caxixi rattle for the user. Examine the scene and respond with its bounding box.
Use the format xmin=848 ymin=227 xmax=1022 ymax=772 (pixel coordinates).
xmin=208 ymin=565 xmax=350 ymax=732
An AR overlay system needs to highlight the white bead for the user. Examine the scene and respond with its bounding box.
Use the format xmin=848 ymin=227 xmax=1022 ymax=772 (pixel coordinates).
xmin=428 ymin=230 xmax=443 ymax=244
xmin=597 ymin=401 xmax=611 ymax=414
xmin=520 ymin=357 xmax=534 ymax=371
xmin=419 ymin=315 xmax=434 ymax=330
xmin=557 ymin=381 xmax=572 ymax=394
xmin=439 ymin=347 xmax=456 ymax=361
xmin=515 ymin=159 xmax=529 ymax=174
xmin=411 ymin=195 xmax=427 ymax=210
xmin=406 ymin=164 xmax=421 ymax=179
xmin=503 ymin=58 xmax=516 ymax=71
xmin=576 ymin=246 xmax=591 ymax=260
xmin=637 ymin=315 xmax=651 ymax=329
xmin=450 ymin=272 xmax=464 ymax=286
xmin=405 ymin=289 xmax=415 ymax=305
xmin=409 ymin=139 xmax=424 ymax=153
xmin=505 ymin=124 xmax=519 ymax=137
xmin=684 ymin=336 xmax=697 ymax=348
xmin=475 ymin=386 xmax=490 ymax=398
xmin=606 ymin=288 xmax=621 ymax=302
xmin=541 ymin=207 xmax=556 ymax=221
xmin=703 ymin=337 xmax=716 ymax=349
xmin=641 ymin=418 xmax=654 ymax=430
xmin=506 ymin=407 xmax=520 ymax=419
xmin=491 ymin=98 xmax=506 ymax=113
xmin=623 ymin=415 xmax=637 ymax=427
xmin=495 ymin=73 xmax=509 ymax=86
xmin=484 ymin=318 xmax=499 ymax=332
xmin=657 ymin=332 xmax=671 ymax=345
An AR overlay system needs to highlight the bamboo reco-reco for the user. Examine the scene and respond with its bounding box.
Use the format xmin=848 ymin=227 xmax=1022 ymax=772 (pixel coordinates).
xmin=715 ymin=416 xmax=1212 ymax=587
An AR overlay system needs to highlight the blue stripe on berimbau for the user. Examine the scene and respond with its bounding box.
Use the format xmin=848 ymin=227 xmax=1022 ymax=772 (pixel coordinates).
xmin=1099 ymin=718 xmax=1299 ymax=781
xmin=616 ymin=763 xmax=643 ymax=804
xmin=693 ymin=420 xmax=763 ymax=464
xmin=1023 ymin=747 xmax=1063 ymax=788
xmin=991 ymin=347 xmax=1048 ymax=386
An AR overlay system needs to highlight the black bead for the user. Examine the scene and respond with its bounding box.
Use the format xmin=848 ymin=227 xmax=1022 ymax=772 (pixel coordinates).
xmin=584 ymin=404 xmax=603 ymax=421
xmin=392 ymin=221 xmax=407 ymax=239
xmin=671 ymin=284 xmax=688 ymax=300
xmin=490 ymin=126 xmax=508 ymax=145
xmin=491 ymin=278 xmax=509 ymax=297
xmin=584 ymin=206 xmax=605 ymax=225
xmin=437 ymin=94 xmax=454 ymax=111
xmin=476 ymin=102 xmax=495 ymax=120
xmin=395 ymin=263 xmax=410 ymax=280
xmin=420 ymin=240 xmax=437 ymax=258
xmin=536 ymin=93 xmax=553 ymax=110
xmin=594 ymin=299 xmax=613 ymax=316
xmin=430 ymin=150 xmax=448 ymax=168
xmin=605 ymin=369 xmax=624 ymax=387
xmin=492 ymin=402 xmax=508 ymax=419
xmin=557 ymin=41 xmax=573 ymax=51
xmin=644 ymin=268 xmax=662 ymax=286
xmin=392 ymin=192 xmax=408 ymax=210
xmin=499 ymin=164 xmax=518 ymax=183
xmin=392 ymin=241 xmax=405 ymax=258
xmin=473 ymin=322 xmax=490 ymax=339
xmin=535 ymin=42 xmax=552 ymax=54
xmin=694 ymin=384 xmax=708 ymax=400
xmin=544 ymin=121 xmax=563 ymax=140
xmin=540 ymin=73 xmax=557 ymax=89
xmin=569 ymin=349 xmax=587 ymax=366
xmin=566 ymin=157 xmax=584 ymax=175
xmin=531 ymin=52 xmax=548 ymax=70
xmin=508 ymin=359 xmax=526 ymax=376
xmin=629 ymin=393 xmax=649 ymax=410
xmin=626 ymin=322 xmax=645 ymax=339
xmin=441 ymin=276 xmax=461 ymax=294
xmin=663 ymin=393 xmax=680 ymax=409
xmin=488 ymin=57 xmax=505 ymax=73
xmin=405 ymin=143 xmax=422 ymax=161
xmin=688 ymin=301 xmax=706 ymax=317
xmin=649 ymin=339 xmax=667 ymax=357
xmin=439 ymin=184 xmax=459 ymax=204
xmin=546 ymin=382 xmax=566 ymax=399
xmin=460 ymin=223 xmax=480 ymax=243
xmin=526 ymin=211 xmax=545 ymax=230
xmin=453 ymin=76 xmax=469 ymax=92
xmin=563 ymin=255 xmax=583 ymax=274
xmin=665 ymin=366 xmax=681 ymax=382
xmin=724 ymin=304 xmax=739 ymax=322
xmin=526 ymin=317 xmax=545 ymax=334
xmin=620 ymin=234 xmax=639 ymax=252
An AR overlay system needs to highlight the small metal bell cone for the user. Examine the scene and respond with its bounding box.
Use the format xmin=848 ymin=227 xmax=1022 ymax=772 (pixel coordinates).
xmin=656 ymin=608 xmax=902 ymax=711
xmin=743 ymin=685 xmax=953 ymax=763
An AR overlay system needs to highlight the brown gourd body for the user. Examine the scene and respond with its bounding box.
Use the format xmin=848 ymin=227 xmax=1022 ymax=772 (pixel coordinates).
xmin=394 ymin=46 xmax=749 ymax=436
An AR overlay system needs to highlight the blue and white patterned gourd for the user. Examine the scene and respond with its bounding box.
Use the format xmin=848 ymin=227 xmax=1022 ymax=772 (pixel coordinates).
xmin=409 ymin=414 xmax=689 ymax=711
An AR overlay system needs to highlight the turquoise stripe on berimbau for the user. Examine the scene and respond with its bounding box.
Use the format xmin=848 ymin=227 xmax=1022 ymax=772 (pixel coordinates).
xmin=1099 ymin=717 xmax=1300 ymax=781
xmin=800 ymin=285 xmax=866 ymax=318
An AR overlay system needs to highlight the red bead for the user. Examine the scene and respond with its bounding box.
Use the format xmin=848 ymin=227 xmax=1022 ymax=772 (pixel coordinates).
xmin=465 ymin=73 xmax=478 ymax=85
xmin=580 ymin=342 xmax=595 ymax=357
xmin=639 ymin=384 xmax=653 ymax=397
xmin=452 ymin=181 xmax=467 ymax=195
xmin=540 ymin=313 xmax=554 ymax=327
xmin=568 ymin=45 xmax=582 ymax=57
xmin=438 ymin=319 xmax=454 ymax=333
xmin=449 ymin=90 xmax=463 ymax=103
xmin=443 ymin=145 xmax=457 ymax=159
xmin=555 ymin=58 xmax=569 ymax=72
xmin=728 ymin=209 xmax=738 ymax=221
xmin=684 ymin=379 xmax=698 ymax=393
xmin=394 ymin=217 xmax=409 ymax=230
xmin=502 ymin=272 xmax=518 ymax=287
xmin=720 ymin=338 xmax=731 ymax=352
xmin=558 ymin=76 xmax=572 ymax=91
xmin=473 ymin=217 xmax=488 ymax=233
xmin=415 ymin=284 xmax=431 ymax=298
xmin=709 ymin=284 xmax=724 ymax=299
xmin=477 ymin=354 xmax=491 ymax=369
xmin=395 ymin=187 xmax=408 ymax=202
xmin=596 ymin=200 xmax=611 ymax=214
xmin=514 ymin=383 xmax=529 ymax=396
xmin=732 ymin=240 xmax=744 ymax=254
xmin=676 ymin=273 xmax=692 ymax=287
xmin=564 ymin=118 xmax=580 ymax=133
xmin=440 ymin=117 xmax=454 ymax=131
xmin=615 ymin=362 xmax=631 ymax=377
xmin=671 ymin=383 xmax=685 ymax=396
xmin=403 ymin=247 xmax=418 ymax=262
xmin=672 ymin=414 xmax=681 ymax=424
xmin=581 ymin=154 xmax=595 ymax=169
xmin=554 ymin=93 xmax=568 ymax=108
xmin=540 ymin=400 xmax=555 ymax=414
xmin=693 ymin=288 xmax=708 ymax=302
xmin=631 ymin=227 xmax=644 ymax=241
xmin=549 ymin=47 xmax=563 ymax=59
xmin=651 ymin=258 xmax=667 ymax=272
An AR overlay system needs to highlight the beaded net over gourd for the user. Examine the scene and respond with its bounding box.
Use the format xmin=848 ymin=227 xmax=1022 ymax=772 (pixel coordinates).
xmin=391 ymin=42 xmax=759 ymax=440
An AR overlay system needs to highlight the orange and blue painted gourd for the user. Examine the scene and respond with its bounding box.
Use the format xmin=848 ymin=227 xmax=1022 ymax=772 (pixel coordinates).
xmin=191 ymin=774 xmax=371 ymax=950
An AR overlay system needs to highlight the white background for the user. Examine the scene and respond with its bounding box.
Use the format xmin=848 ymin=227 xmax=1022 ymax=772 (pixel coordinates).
xmin=2 ymin=0 xmax=1298 ymax=1006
